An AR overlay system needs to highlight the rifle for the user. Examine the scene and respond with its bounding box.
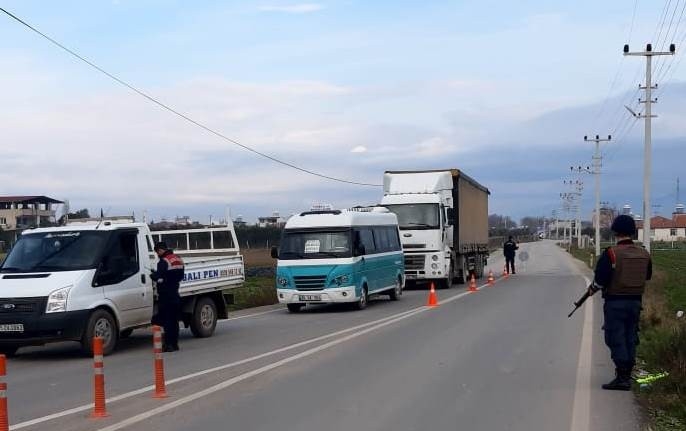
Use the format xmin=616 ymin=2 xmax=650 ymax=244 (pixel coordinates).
xmin=568 ymin=284 xmax=595 ymax=318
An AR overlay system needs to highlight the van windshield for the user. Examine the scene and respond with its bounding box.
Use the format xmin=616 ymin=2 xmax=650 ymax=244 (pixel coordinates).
xmin=0 ymin=231 xmax=110 ymax=273
xmin=279 ymin=229 xmax=352 ymax=259
xmin=383 ymin=204 xmax=440 ymax=230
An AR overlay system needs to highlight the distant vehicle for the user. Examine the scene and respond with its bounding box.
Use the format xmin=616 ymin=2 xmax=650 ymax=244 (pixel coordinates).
xmin=272 ymin=208 xmax=404 ymax=312
xmin=380 ymin=169 xmax=490 ymax=287
xmin=0 ymin=217 xmax=244 ymax=355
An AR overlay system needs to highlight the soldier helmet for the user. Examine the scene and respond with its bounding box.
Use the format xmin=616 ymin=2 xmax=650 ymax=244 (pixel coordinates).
xmin=153 ymin=241 xmax=169 ymax=252
xmin=610 ymin=215 xmax=636 ymax=236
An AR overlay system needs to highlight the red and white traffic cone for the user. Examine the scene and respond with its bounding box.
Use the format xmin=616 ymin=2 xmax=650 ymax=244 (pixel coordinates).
xmin=152 ymin=326 xmax=167 ymax=399
xmin=91 ymin=337 xmax=108 ymax=418
xmin=0 ymin=355 xmax=8 ymax=431
xmin=468 ymin=274 xmax=478 ymax=292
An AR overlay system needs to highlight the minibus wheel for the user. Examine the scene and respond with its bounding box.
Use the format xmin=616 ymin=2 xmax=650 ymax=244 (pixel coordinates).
xmin=354 ymin=286 xmax=368 ymax=310
xmin=388 ymin=278 xmax=402 ymax=301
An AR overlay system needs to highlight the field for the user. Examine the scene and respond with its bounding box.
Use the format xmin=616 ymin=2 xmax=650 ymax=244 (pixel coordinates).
xmin=230 ymin=248 xmax=278 ymax=311
xmin=567 ymin=245 xmax=686 ymax=430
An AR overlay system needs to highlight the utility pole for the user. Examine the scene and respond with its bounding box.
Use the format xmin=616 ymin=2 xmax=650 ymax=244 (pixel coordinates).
xmin=584 ymin=135 xmax=611 ymax=257
xmin=624 ymin=43 xmax=676 ymax=252
xmin=564 ymin=179 xmax=584 ymax=248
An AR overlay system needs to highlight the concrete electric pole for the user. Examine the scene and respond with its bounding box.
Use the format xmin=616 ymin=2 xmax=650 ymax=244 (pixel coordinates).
xmin=584 ymin=135 xmax=611 ymax=258
xmin=624 ymin=43 xmax=675 ymax=252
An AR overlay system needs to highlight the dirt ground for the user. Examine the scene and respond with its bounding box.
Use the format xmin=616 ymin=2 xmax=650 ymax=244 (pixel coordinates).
xmin=242 ymin=248 xmax=275 ymax=268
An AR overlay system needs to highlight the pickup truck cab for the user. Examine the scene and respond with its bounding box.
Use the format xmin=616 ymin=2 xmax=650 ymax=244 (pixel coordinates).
xmin=0 ymin=217 xmax=244 ymax=355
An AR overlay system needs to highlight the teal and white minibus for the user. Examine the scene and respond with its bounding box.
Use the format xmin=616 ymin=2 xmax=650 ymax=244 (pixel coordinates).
xmin=272 ymin=208 xmax=405 ymax=312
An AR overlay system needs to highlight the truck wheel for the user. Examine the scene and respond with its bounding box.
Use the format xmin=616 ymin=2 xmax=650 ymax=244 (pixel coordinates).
xmin=354 ymin=286 xmax=368 ymax=310
xmin=388 ymin=277 xmax=403 ymax=301
xmin=81 ymin=309 xmax=118 ymax=356
xmin=190 ymin=297 xmax=217 ymax=338
xmin=287 ymin=304 xmax=304 ymax=313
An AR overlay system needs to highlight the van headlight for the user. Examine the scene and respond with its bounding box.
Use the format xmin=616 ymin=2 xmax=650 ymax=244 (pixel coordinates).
xmin=277 ymin=277 xmax=289 ymax=287
xmin=431 ymin=255 xmax=439 ymax=261
xmin=333 ymin=275 xmax=350 ymax=286
xmin=46 ymin=286 xmax=71 ymax=313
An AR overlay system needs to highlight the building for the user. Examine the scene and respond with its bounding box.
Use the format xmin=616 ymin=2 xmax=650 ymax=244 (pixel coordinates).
xmin=637 ymin=205 xmax=686 ymax=241
xmin=257 ymin=211 xmax=285 ymax=228
xmin=233 ymin=215 xmax=248 ymax=228
xmin=0 ymin=196 xmax=63 ymax=230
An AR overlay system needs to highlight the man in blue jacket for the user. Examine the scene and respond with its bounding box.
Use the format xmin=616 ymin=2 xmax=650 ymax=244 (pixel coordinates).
xmin=151 ymin=242 xmax=185 ymax=352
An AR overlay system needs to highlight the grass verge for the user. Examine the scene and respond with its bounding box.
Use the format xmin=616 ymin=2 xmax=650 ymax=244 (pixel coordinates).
xmin=567 ymin=245 xmax=686 ymax=430
xmin=229 ymin=276 xmax=278 ymax=311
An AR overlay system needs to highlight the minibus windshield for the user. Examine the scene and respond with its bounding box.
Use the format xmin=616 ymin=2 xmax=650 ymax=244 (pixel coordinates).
xmin=279 ymin=229 xmax=352 ymax=259
xmin=0 ymin=231 xmax=110 ymax=273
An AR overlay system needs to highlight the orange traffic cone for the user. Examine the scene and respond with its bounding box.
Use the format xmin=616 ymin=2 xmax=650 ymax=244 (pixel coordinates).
xmin=503 ymin=265 xmax=509 ymax=279
xmin=469 ymin=274 xmax=478 ymax=292
xmin=427 ymin=282 xmax=439 ymax=307
xmin=487 ymin=270 xmax=495 ymax=286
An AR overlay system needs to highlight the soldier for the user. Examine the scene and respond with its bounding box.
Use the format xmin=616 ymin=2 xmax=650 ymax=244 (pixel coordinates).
xmin=151 ymin=242 xmax=185 ymax=352
xmin=503 ymin=236 xmax=518 ymax=274
xmin=588 ymin=215 xmax=652 ymax=390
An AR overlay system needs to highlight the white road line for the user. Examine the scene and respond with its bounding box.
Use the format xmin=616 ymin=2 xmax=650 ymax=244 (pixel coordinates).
xmin=95 ymin=307 xmax=430 ymax=431
xmin=570 ymin=275 xmax=594 ymax=431
xmin=222 ymin=308 xmax=284 ymax=322
xmin=10 ymin=307 xmax=421 ymax=430
xmin=12 ymin=284 xmax=495 ymax=431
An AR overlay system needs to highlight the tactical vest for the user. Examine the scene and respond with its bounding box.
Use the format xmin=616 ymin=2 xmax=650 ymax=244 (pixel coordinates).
xmin=162 ymin=252 xmax=185 ymax=283
xmin=606 ymin=244 xmax=650 ymax=296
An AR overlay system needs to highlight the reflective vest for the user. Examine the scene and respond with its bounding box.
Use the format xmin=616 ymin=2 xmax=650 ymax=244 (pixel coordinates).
xmin=606 ymin=244 xmax=650 ymax=296
xmin=162 ymin=252 xmax=185 ymax=284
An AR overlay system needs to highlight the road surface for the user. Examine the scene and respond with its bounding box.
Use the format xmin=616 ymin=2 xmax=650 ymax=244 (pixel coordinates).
xmin=6 ymin=241 xmax=640 ymax=431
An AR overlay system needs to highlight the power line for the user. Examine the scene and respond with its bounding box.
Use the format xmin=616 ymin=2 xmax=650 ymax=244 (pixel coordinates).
xmin=654 ymin=0 xmax=685 ymax=80
xmin=0 ymin=7 xmax=382 ymax=188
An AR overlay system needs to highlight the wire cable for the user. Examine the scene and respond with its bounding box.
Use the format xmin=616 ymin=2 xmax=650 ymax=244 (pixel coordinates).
xmin=0 ymin=7 xmax=382 ymax=187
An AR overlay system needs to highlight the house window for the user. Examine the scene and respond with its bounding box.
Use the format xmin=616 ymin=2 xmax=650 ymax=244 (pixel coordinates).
xmin=670 ymin=228 xmax=677 ymax=237
xmin=0 ymin=217 xmax=6 ymax=225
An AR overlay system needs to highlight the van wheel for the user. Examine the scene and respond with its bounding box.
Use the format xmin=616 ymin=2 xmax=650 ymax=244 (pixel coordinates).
xmin=287 ymin=304 xmax=304 ymax=313
xmin=81 ymin=309 xmax=118 ymax=356
xmin=388 ymin=278 xmax=402 ymax=301
xmin=190 ymin=297 xmax=217 ymax=338
xmin=354 ymin=286 xmax=368 ymax=310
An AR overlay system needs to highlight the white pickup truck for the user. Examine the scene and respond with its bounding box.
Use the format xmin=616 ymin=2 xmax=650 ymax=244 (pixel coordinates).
xmin=0 ymin=217 xmax=244 ymax=355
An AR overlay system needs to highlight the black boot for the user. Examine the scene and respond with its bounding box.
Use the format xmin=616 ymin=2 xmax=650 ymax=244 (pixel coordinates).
xmin=602 ymin=368 xmax=631 ymax=391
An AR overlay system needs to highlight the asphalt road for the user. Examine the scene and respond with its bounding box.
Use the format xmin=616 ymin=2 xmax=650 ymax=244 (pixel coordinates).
xmin=6 ymin=241 xmax=641 ymax=431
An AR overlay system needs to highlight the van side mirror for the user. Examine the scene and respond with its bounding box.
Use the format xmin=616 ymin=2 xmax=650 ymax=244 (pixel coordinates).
xmin=270 ymin=246 xmax=279 ymax=259
xmin=447 ymin=208 xmax=455 ymax=226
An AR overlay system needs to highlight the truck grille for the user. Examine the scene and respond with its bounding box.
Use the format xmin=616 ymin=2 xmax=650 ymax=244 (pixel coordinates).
xmin=294 ymin=276 xmax=327 ymax=291
xmin=0 ymin=298 xmax=45 ymax=314
xmin=404 ymin=254 xmax=426 ymax=271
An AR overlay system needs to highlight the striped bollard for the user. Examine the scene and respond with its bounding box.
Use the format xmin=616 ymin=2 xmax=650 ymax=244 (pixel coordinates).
xmin=91 ymin=337 xmax=108 ymax=418
xmin=152 ymin=326 xmax=167 ymax=398
xmin=0 ymin=355 xmax=8 ymax=431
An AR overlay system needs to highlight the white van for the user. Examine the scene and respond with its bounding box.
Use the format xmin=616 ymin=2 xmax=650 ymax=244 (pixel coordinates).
xmin=0 ymin=217 xmax=244 ymax=355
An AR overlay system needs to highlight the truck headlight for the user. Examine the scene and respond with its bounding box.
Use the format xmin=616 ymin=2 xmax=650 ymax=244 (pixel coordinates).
xmin=431 ymin=263 xmax=439 ymax=270
xmin=431 ymin=255 xmax=439 ymax=261
xmin=46 ymin=286 xmax=72 ymax=313
xmin=277 ymin=277 xmax=289 ymax=287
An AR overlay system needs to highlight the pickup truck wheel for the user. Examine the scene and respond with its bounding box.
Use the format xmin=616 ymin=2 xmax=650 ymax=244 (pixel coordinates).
xmin=81 ymin=309 xmax=118 ymax=356
xmin=190 ymin=297 xmax=217 ymax=338
xmin=287 ymin=304 xmax=303 ymax=313
xmin=388 ymin=278 xmax=403 ymax=301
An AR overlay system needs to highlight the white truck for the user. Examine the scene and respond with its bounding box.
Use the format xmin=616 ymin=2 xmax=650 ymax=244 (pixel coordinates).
xmin=0 ymin=217 xmax=244 ymax=355
xmin=380 ymin=169 xmax=490 ymax=288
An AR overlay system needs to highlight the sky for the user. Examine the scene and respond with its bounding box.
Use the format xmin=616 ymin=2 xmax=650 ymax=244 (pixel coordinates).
xmin=1 ymin=0 xmax=685 ymax=224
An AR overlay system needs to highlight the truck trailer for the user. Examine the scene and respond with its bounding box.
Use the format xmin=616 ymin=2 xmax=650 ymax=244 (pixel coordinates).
xmin=380 ymin=169 xmax=490 ymax=287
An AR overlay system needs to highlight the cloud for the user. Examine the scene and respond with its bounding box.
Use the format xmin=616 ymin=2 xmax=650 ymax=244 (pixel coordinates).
xmin=350 ymin=145 xmax=367 ymax=153
xmin=258 ymin=3 xmax=324 ymax=14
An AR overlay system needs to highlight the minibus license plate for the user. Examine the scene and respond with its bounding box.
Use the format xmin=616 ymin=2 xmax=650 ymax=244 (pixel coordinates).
xmin=298 ymin=294 xmax=321 ymax=302
xmin=0 ymin=324 xmax=24 ymax=333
